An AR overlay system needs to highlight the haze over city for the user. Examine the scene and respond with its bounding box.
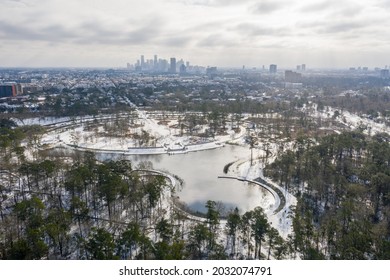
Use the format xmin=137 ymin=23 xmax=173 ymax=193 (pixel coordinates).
xmin=0 ymin=0 xmax=389 ymax=68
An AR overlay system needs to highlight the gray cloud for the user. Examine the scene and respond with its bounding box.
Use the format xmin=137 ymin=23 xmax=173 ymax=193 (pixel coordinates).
xmin=258 ymin=41 xmax=291 ymax=49
xmin=125 ymin=24 xmax=162 ymax=44
xmin=300 ymin=0 xmax=363 ymax=18
xmin=0 ymin=21 xmax=75 ymax=41
xmin=294 ymin=17 xmax=389 ymax=47
xmin=334 ymin=5 xmax=363 ymax=17
xmin=162 ymin=36 xmax=193 ymax=47
xmin=0 ymin=18 xmax=165 ymax=46
xmin=378 ymin=0 xmax=390 ymax=7
xmin=300 ymin=0 xmax=337 ymax=12
xmin=41 ymin=24 xmax=77 ymax=39
xmin=320 ymin=21 xmax=368 ymax=34
xmin=4 ymin=0 xmax=41 ymax=8
xmin=295 ymin=21 xmax=326 ymax=29
xmin=197 ymin=34 xmax=237 ymax=47
xmin=180 ymin=0 xmax=252 ymax=7
xmin=250 ymin=0 xmax=285 ymax=14
xmin=184 ymin=20 xmax=231 ymax=34
xmin=181 ymin=0 xmax=212 ymax=6
xmin=295 ymin=20 xmax=363 ymax=36
xmin=235 ymin=23 xmax=291 ymax=37
xmin=6 ymin=0 xmax=27 ymax=5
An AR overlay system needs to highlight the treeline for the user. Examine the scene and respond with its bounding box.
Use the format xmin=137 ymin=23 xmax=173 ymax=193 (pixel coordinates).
xmin=264 ymin=131 xmax=390 ymax=259
xmin=0 ymin=153 xmax=172 ymax=259
xmin=0 ymin=155 xmax=287 ymax=260
xmin=316 ymin=88 xmax=390 ymax=118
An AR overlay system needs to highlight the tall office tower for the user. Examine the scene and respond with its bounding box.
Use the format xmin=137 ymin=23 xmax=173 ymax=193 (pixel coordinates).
xmin=170 ymin=57 xmax=176 ymax=73
xmin=296 ymin=65 xmax=301 ymax=71
xmin=160 ymin=59 xmax=168 ymax=72
xmin=154 ymin=55 xmax=158 ymax=69
xmin=135 ymin=59 xmax=141 ymax=71
xmin=141 ymin=55 xmax=145 ymax=69
xmin=186 ymin=61 xmax=190 ymax=68
xmin=176 ymin=59 xmax=184 ymax=74
xmin=269 ymin=64 xmax=277 ymax=74
xmin=179 ymin=64 xmax=186 ymax=74
xmin=147 ymin=59 xmax=153 ymax=70
xmin=301 ymin=64 xmax=306 ymax=71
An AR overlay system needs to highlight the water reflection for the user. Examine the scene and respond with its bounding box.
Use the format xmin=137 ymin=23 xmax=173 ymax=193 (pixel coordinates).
xmin=96 ymin=145 xmax=274 ymax=214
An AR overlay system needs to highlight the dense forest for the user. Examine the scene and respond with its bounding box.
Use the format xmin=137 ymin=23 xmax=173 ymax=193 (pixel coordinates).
xmin=265 ymin=131 xmax=390 ymax=259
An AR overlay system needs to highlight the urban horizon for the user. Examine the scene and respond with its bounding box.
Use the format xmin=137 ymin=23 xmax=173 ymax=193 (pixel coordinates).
xmin=1 ymin=0 xmax=389 ymax=69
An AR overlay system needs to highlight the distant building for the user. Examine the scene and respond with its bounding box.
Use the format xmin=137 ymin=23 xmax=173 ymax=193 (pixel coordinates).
xmin=380 ymin=69 xmax=389 ymax=78
xmin=0 ymin=85 xmax=17 ymax=98
xmin=206 ymin=67 xmax=218 ymax=79
xmin=269 ymin=64 xmax=277 ymax=74
xmin=285 ymin=70 xmax=302 ymax=83
xmin=16 ymin=84 xmax=22 ymax=94
xmin=301 ymin=64 xmax=306 ymax=71
xmin=177 ymin=58 xmax=184 ymax=70
xmin=154 ymin=55 xmax=158 ymax=69
xmin=170 ymin=57 xmax=176 ymax=73
xmin=159 ymin=59 xmax=169 ymax=72
xmin=296 ymin=65 xmax=301 ymax=71
xmin=141 ymin=55 xmax=145 ymax=70
xmin=285 ymin=82 xmax=303 ymax=89
xmin=22 ymin=85 xmax=43 ymax=94
xmin=179 ymin=64 xmax=186 ymax=74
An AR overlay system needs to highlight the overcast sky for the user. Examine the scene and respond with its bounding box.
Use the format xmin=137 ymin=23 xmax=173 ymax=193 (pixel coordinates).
xmin=0 ymin=0 xmax=389 ymax=68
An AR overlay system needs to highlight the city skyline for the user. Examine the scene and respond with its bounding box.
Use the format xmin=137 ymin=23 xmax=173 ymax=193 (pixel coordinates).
xmin=0 ymin=0 xmax=389 ymax=68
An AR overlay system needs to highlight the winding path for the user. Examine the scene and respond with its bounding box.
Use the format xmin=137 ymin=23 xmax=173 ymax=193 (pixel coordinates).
xmin=217 ymin=175 xmax=285 ymax=215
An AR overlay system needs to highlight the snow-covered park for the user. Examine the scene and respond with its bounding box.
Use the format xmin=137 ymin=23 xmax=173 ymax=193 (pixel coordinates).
xmin=36 ymin=109 xmax=246 ymax=155
xmin=13 ymin=102 xmax=388 ymax=246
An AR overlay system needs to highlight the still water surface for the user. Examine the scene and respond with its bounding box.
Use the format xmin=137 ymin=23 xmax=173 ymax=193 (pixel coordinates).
xmin=96 ymin=145 xmax=274 ymax=214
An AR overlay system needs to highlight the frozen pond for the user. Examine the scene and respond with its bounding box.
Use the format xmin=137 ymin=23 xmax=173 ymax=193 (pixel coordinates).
xmin=95 ymin=144 xmax=275 ymax=214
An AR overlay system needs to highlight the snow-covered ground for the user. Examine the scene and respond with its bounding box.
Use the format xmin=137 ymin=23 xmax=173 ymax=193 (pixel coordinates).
xmin=225 ymin=149 xmax=297 ymax=239
xmin=302 ymin=103 xmax=390 ymax=136
xmin=37 ymin=111 xmax=246 ymax=155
